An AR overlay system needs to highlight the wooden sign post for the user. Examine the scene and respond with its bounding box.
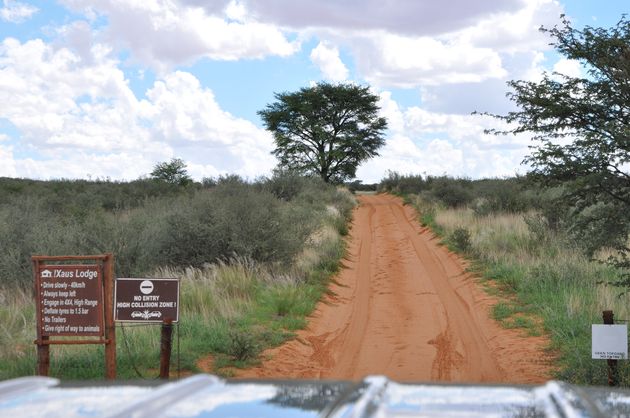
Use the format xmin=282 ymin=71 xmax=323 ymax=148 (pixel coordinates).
xmin=33 ymin=254 xmax=116 ymax=379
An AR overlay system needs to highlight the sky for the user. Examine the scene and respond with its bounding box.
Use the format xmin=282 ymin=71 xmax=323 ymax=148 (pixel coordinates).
xmin=0 ymin=0 xmax=627 ymax=183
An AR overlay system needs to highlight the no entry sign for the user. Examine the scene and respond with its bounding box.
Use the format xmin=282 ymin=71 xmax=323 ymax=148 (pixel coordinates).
xmin=35 ymin=264 xmax=104 ymax=337
xmin=115 ymin=278 xmax=179 ymax=322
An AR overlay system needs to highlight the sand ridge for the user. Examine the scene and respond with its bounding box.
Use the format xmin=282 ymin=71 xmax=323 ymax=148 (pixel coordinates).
xmin=231 ymin=194 xmax=553 ymax=383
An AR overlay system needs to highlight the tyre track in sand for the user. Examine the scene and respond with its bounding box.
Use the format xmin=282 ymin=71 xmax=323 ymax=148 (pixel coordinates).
xmin=231 ymin=194 xmax=553 ymax=382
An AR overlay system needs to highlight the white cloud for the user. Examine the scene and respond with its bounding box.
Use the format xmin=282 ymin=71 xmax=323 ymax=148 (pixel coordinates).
xmin=0 ymin=0 xmax=38 ymax=23
xmin=238 ymin=0 xmax=524 ymax=37
xmin=378 ymin=91 xmax=405 ymax=132
xmin=0 ymin=144 xmax=17 ymax=177
xmin=356 ymin=91 xmax=531 ymax=182
xmin=59 ymin=0 xmax=562 ymax=89
xmin=351 ymin=33 xmax=506 ymax=88
xmin=414 ymin=49 xmax=549 ymax=117
xmin=0 ymin=37 xmax=148 ymax=152
xmin=310 ymin=42 xmax=348 ymax=82
xmin=357 ymin=135 xmax=466 ymax=182
xmin=143 ymin=71 xmax=276 ymax=177
xmin=358 ymin=131 xmax=528 ymax=183
xmin=307 ymin=0 xmax=562 ymax=90
xmin=552 ymin=58 xmax=583 ymax=79
xmin=224 ymin=0 xmax=246 ymax=22
xmin=0 ymin=38 xmax=275 ymax=180
xmin=55 ymin=20 xmax=99 ymax=64
xmin=455 ymin=0 xmax=563 ymax=53
xmin=59 ymin=0 xmax=299 ymax=69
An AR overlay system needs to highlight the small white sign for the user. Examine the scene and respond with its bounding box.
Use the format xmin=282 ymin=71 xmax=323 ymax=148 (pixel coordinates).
xmin=140 ymin=280 xmax=154 ymax=295
xmin=592 ymin=324 xmax=628 ymax=360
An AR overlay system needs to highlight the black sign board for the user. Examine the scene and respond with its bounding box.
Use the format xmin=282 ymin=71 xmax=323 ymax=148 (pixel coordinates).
xmin=114 ymin=278 xmax=179 ymax=322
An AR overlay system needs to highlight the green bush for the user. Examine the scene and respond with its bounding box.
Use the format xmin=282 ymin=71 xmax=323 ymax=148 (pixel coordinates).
xmin=345 ymin=180 xmax=377 ymax=193
xmin=0 ymin=174 xmax=353 ymax=288
xmin=472 ymin=178 xmax=531 ymax=214
xmin=379 ymin=174 xmax=538 ymax=215
xmin=428 ymin=177 xmax=473 ymax=208
xmin=449 ymin=228 xmax=472 ymax=253
xmin=262 ymin=169 xmax=311 ymax=201
xmin=378 ymin=171 xmax=426 ymax=195
xmin=226 ymin=328 xmax=260 ymax=361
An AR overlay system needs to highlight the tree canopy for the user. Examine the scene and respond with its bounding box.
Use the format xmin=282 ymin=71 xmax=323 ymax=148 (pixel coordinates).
xmin=150 ymin=158 xmax=192 ymax=186
xmin=485 ymin=15 xmax=630 ymax=261
xmin=258 ymin=82 xmax=388 ymax=183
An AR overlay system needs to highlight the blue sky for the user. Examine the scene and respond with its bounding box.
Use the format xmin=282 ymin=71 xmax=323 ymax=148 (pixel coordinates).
xmin=0 ymin=0 xmax=627 ymax=182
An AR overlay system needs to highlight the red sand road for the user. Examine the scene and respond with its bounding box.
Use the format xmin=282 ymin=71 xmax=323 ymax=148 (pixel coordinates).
xmin=231 ymin=194 xmax=553 ymax=382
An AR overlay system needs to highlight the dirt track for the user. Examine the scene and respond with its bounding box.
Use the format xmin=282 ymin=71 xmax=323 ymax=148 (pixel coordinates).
xmin=235 ymin=194 xmax=552 ymax=383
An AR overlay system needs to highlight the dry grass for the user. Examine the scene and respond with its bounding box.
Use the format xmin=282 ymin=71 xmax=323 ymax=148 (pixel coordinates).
xmin=436 ymin=208 xmax=532 ymax=262
xmin=0 ymin=287 xmax=35 ymax=362
xmin=157 ymin=257 xmax=262 ymax=324
xmin=435 ymin=206 xmax=630 ymax=318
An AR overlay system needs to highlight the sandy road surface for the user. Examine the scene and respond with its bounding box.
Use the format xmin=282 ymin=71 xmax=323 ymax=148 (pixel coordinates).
xmin=233 ymin=194 xmax=552 ymax=383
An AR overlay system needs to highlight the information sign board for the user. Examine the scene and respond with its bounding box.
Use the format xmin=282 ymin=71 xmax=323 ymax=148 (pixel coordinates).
xmin=35 ymin=264 xmax=104 ymax=337
xmin=592 ymin=324 xmax=628 ymax=360
xmin=115 ymin=278 xmax=179 ymax=322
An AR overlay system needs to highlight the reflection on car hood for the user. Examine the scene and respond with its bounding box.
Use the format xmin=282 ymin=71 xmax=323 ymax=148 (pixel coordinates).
xmin=1 ymin=374 xmax=630 ymax=417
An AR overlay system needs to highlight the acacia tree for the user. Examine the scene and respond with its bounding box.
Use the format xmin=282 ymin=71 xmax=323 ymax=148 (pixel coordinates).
xmin=258 ymin=82 xmax=388 ymax=183
xmin=150 ymin=158 xmax=192 ymax=186
xmin=485 ymin=16 xmax=630 ymax=261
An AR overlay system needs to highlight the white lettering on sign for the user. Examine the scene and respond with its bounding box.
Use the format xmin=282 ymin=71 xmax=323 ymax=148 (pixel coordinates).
xmin=592 ymin=324 xmax=628 ymax=360
xmin=75 ymin=269 xmax=98 ymax=280
xmin=37 ymin=265 xmax=103 ymax=337
xmin=45 ymin=269 xmax=98 ymax=280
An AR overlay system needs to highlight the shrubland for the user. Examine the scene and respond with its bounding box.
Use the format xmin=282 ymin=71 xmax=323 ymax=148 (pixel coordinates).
xmin=0 ymin=172 xmax=354 ymax=379
xmin=381 ymin=173 xmax=630 ymax=386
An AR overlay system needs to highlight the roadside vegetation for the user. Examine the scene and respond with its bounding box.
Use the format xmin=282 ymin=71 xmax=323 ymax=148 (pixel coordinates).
xmin=377 ymin=17 xmax=630 ymax=387
xmin=0 ymin=171 xmax=354 ymax=379
xmin=380 ymin=172 xmax=630 ymax=386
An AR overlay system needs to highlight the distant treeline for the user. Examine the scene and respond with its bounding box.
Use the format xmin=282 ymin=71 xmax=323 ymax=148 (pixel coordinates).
xmin=378 ymin=171 xmax=538 ymax=213
xmin=377 ymin=171 xmax=626 ymax=260
xmin=0 ymin=173 xmax=353 ymax=288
